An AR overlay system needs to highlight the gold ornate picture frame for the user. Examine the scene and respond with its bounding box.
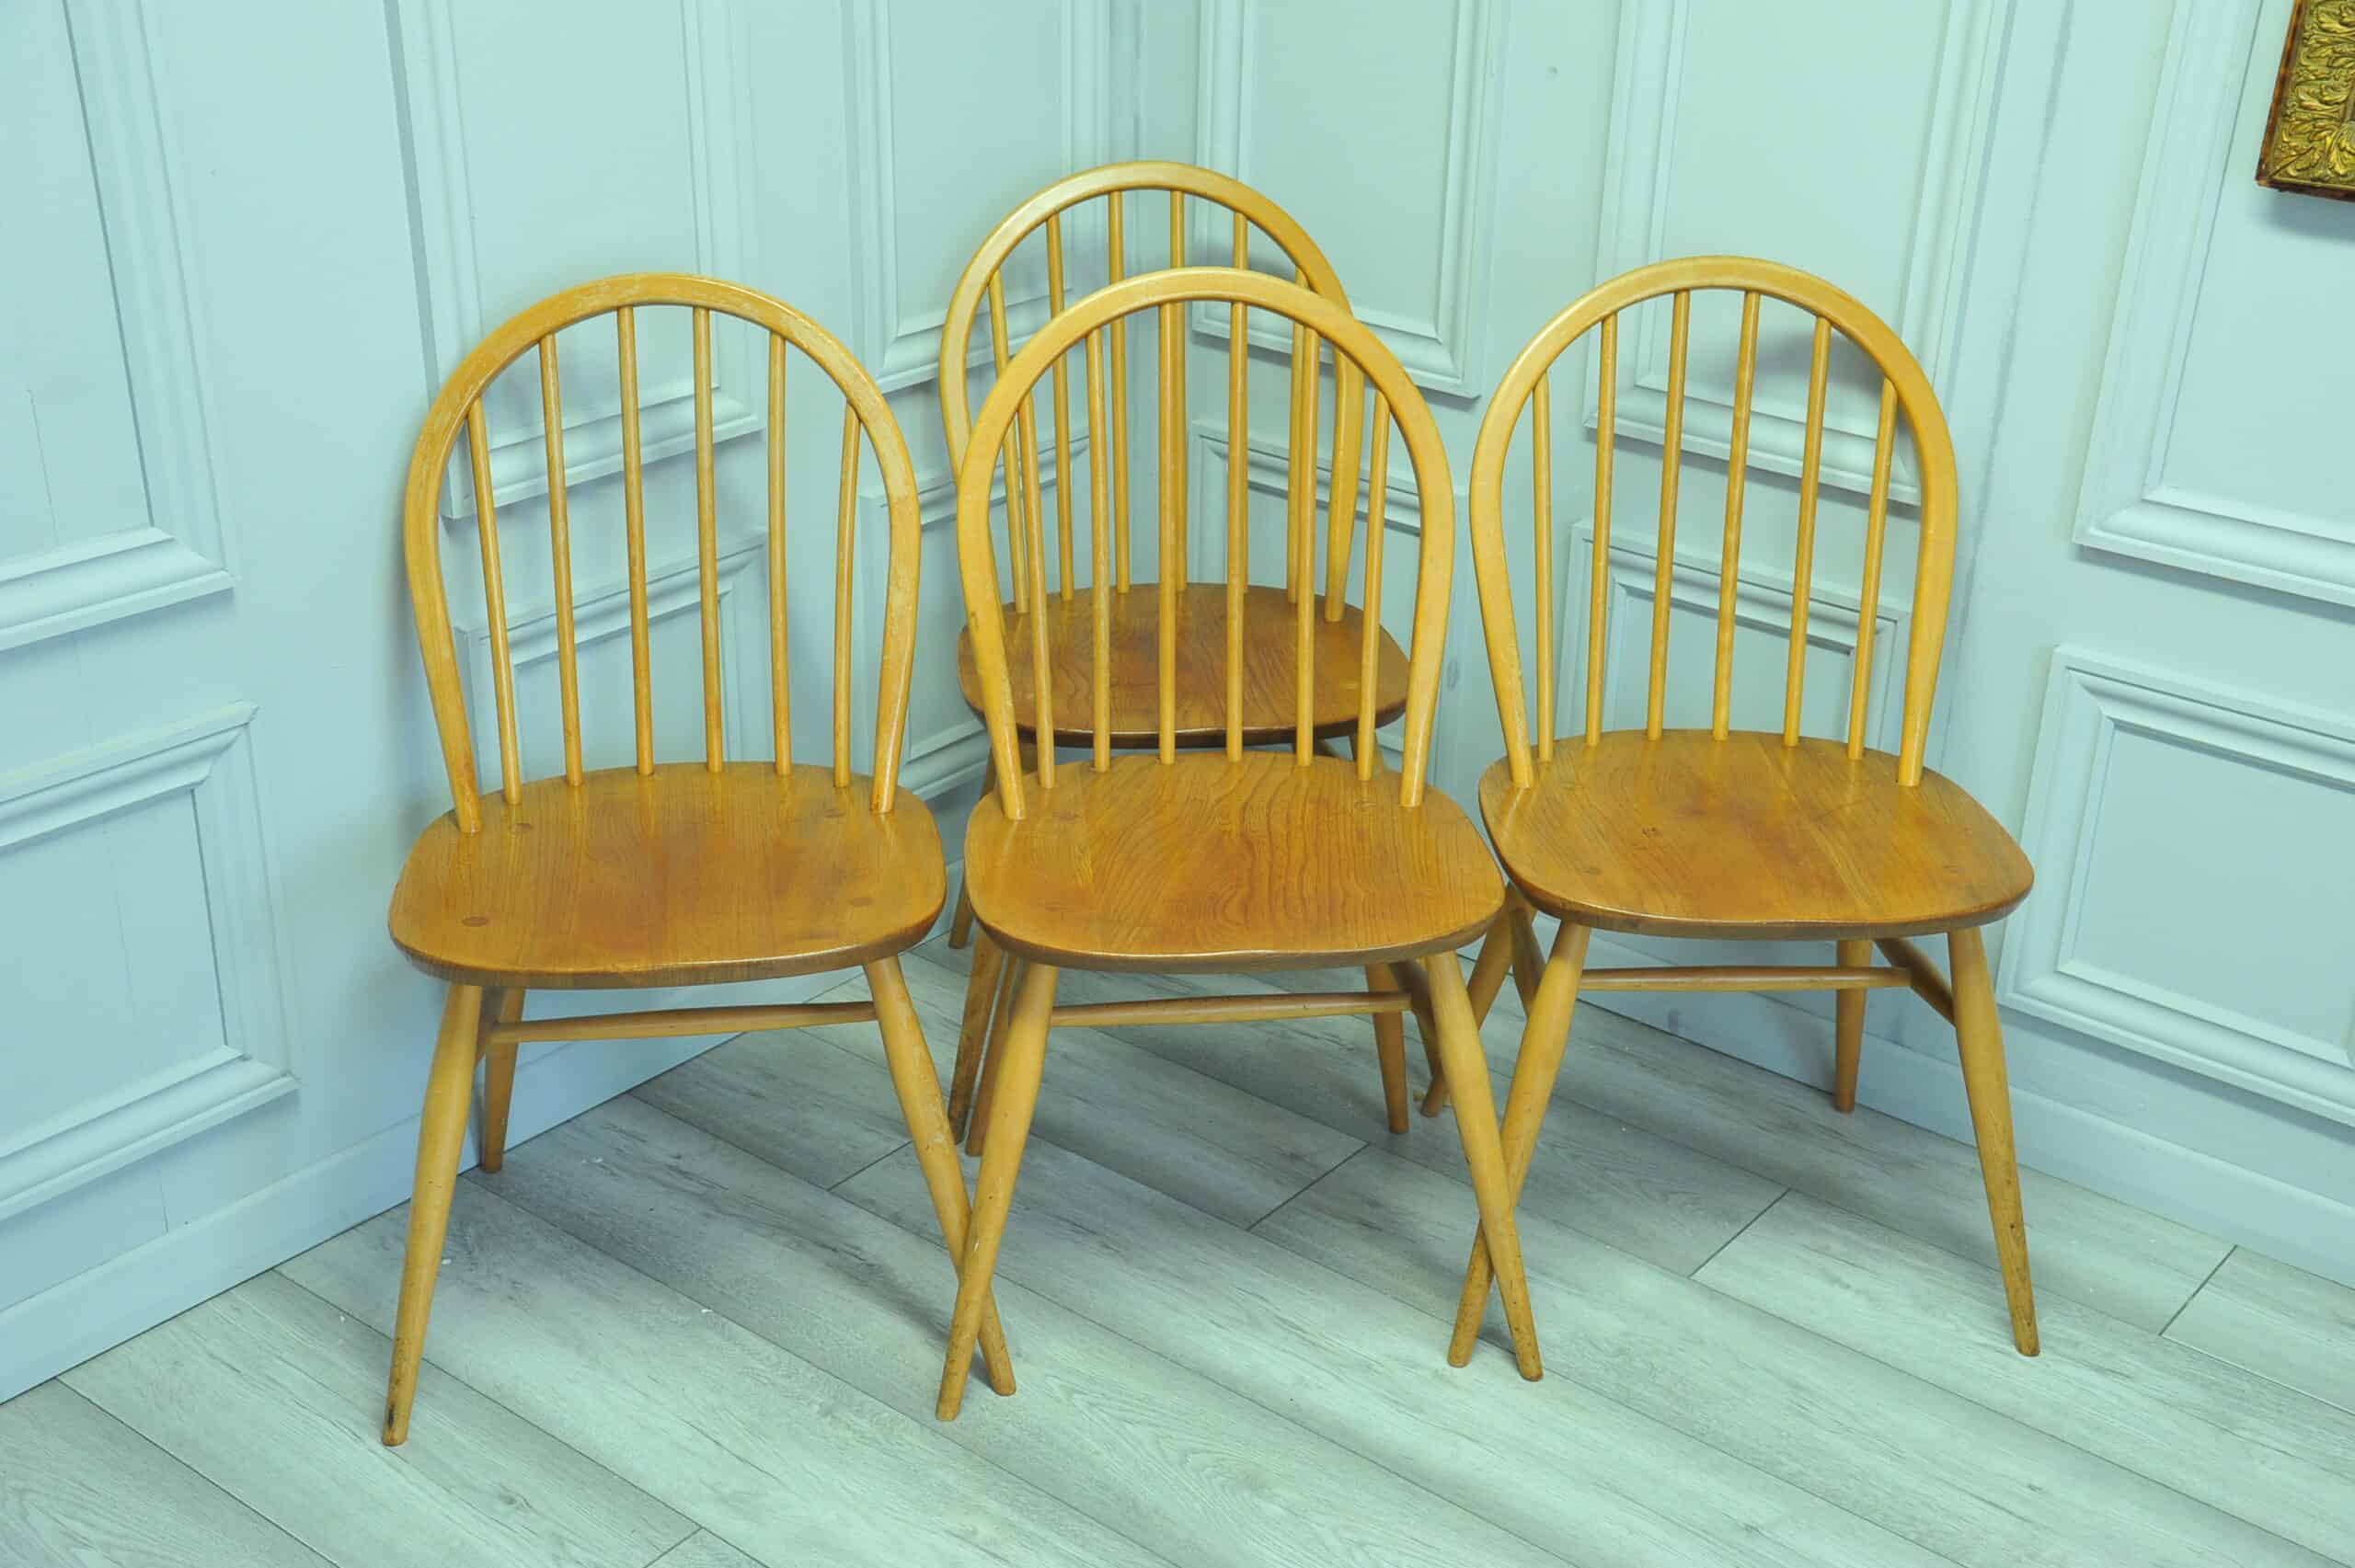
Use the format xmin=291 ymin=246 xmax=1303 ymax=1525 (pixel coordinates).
xmin=2257 ymin=0 xmax=2355 ymax=200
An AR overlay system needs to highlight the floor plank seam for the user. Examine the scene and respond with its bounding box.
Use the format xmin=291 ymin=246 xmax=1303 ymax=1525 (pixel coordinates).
xmin=1242 ymin=1139 xmax=1371 ymax=1233
xmin=823 ymin=1139 xmax=917 ymax=1194
xmin=1683 ymin=1186 xmax=1791 ymax=1279
xmin=469 ymin=1130 xmax=1197 ymax=1568
xmin=2155 ymin=1245 xmax=2236 ymax=1339
xmin=1680 ymin=1246 xmax=2339 ymax=1568
xmin=262 ymin=1264 xmax=704 ymax=1566
xmin=46 ymin=1379 xmax=339 ymax=1568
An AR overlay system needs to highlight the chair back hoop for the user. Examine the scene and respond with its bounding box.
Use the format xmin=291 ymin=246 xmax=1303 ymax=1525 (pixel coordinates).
xmin=939 ymin=162 xmax=1365 ymax=612
xmin=401 ymin=272 xmax=924 ymax=832
xmin=955 ymin=267 xmax=1454 ymax=818
xmin=1465 ymin=256 xmax=1959 ymax=791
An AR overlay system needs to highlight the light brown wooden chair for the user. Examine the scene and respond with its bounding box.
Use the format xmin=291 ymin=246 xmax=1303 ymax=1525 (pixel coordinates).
xmin=1448 ymin=256 xmax=2039 ymax=1365
xmin=935 ymin=163 xmax=1426 ymax=1143
xmin=934 ymin=265 xmax=1524 ymax=1420
xmin=381 ymin=273 xmax=1008 ymax=1445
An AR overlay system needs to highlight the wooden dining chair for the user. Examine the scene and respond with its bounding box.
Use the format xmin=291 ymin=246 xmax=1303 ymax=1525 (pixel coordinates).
xmin=934 ymin=162 xmax=1428 ymax=1143
xmin=1447 ymin=256 xmax=2039 ymax=1365
xmin=382 ymin=273 xmax=1009 ymax=1445
xmin=934 ymin=265 xmax=1526 ymax=1420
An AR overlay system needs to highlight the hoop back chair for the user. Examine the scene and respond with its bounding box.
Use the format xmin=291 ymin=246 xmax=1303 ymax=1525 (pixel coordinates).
xmin=936 ymin=268 xmax=1519 ymax=1420
xmin=936 ymin=161 xmax=1421 ymax=1139
xmin=1453 ymin=256 xmax=2037 ymax=1364
xmin=384 ymin=273 xmax=1008 ymax=1445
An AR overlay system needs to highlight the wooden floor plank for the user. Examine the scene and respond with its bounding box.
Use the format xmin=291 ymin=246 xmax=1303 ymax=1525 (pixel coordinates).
xmin=0 ymin=1381 xmax=330 ymax=1567
xmin=1038 ymin=959 xmax=1786 ymax=1271
xmin=1260 ymin=1144 xmax=2328 ymax=1568
xmin=63 ymin=1271 xmax=692 ymax=1568
xmin=631 ymin=1022 xmax=915 ymax=1190
xmin=488 ymin=1094 xmax=1567 ymax=1568
xmin=1699 ymin=1194 xmax=2355 ymax=1563
xmin=649 ymin=1531 xmax=764 ymax=1568
xmin=2166 ymin=1249 xmax=2355 ymax=1418
xmin=838 ymin=1135 xmax=1950 ymax=1568
xmin=280 ymin=1185 xmax=1163 ymax=1568
xmin=824 ymin=955 xmax=1366 ymax=1225
xmin=1498 ymin=989 xmax=2229 ymax=1325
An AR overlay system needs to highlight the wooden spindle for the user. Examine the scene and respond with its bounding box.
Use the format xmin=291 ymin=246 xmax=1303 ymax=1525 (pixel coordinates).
xmin=767 ymin=334 xmax=790 ymax=773
xmin=1355 ymin=395 xmax=1392 ymax=778
xmin=693 ymin=307 xmax=722 ymax=769
xmin=1046 ymin=213 xmax=1074 ymax=600
xmin=1532 ymin=372 xmax=1554 ymax=762
xmin=1588 ymin=312 xmax=1616 ymax=746
xmin=1108 ymin=193 xmax=1132 ymax=590
xmin=1225 ymin=288 xmax=1248 ymax=761
xmin=987 ymin=276 xmax=1031 ymax=614
xmin=1849 ymin=379 xmax=1898 ymax=759
xmin=1167 ymin=189 xmax=1188 ymax=582
xmin=1086 ymin=324 xmax=1112 ymax=770
xmin=1294 ymin=329 xmax=1320 ymax=765
xmin=616 ymin=308 xmax=653 ymax=773
xmin=536 ymin=335 xmax=582 ymax=784
xmin=1784 ymin=316 xmax=1832 ymax=745
xmin=1158 ymin=291 xmax=1179 ymax=763
xmin=1647 ymin=291 xmax=1692 ymax=739
xmin=1286 ymin=304 xmax=1309 ymax=603
xmin=1713 ymin=291 xmax=1762 ymax=740
xmin=1027 ymin=427 xmax=1056 ymax=791
xmin=834 ymin=407 xmax=858 ymax=788
xmin=1325 ymin=360 xmax=1361 ymax=622
xmin=466 ymin=404 xmax=522 ymax=804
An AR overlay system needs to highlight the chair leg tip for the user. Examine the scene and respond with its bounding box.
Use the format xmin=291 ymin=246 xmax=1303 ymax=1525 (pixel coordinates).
xmin=477 ymin=1151 xmax=503 ymax=1173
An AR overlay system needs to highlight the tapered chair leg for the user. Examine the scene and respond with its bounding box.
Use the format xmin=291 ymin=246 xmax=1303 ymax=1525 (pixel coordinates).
xmin=1947 ymin=925 xmax=2039 ymax=1355
xmin=938 ymin=961 xmax=1060 ymax=1420
xmin=1505 ymin=901 xmax=1544 ymax=1012
xmin=383 ymin=982 xmax=484 ymax=1447
xmin=1465 ymin=907 xmax=1519 ymax=1023
xmin=1428 ymin=893 xmax=1534 ymax=1119
xmin=477 ymin=988 xmax=524 ymax=1173
xmin=966 ymin=955 xmax=1026 ymax=1157
xmin=947 ymin=933 xmax=1006 ymax=1138
xmin=1366 ymin=964 xmax=1412 ymax=1134
xmin=867 ymin=956 xmax=1017 ymax=1397
xmin=1421 ymin=954 xmax=1544 ymax=1379
xmin=1450 ymin=922 xmax=1590 ymax=1363
xmin=947 ymin=882 xmax=977 ymax=950
xmin=1832 ymin=937 xmax=1871 ymax=1113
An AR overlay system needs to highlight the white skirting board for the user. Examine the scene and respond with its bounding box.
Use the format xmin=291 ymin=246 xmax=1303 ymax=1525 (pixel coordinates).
xmin=1564 ymin=926 xmax=2355 ymax=1292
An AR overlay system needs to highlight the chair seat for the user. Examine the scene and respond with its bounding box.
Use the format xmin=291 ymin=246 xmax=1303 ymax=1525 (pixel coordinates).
xmin=964 ymin=750 xmax=1503 ymax=971
xmin=388 ymin=762 xmax=944 ymax=989
xmin=1480 ymin=730 xmax=2033 ymax=941
xmin=955 ymin=581 xmax=1410 ymax=748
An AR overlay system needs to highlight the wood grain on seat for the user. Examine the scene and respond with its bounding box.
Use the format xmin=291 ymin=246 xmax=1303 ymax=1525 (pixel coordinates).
xmin=955 ymin=584 xmax=1410 ymax=749
xmin=966 ymin=751 xmax=1502 ymax=971
xmin=1479 ymin=731 xmax=2032 ymax=942
xmin=390 ymin=763 xmax=945 ymax=990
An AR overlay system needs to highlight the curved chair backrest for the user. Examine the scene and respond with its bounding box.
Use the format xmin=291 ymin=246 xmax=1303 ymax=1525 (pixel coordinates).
xmin=402 ymin=273 xmax=923 ymax=830
xmin=958 ymin=268 xmax=1453 ymax=816
xmin=940 ymin=161 xmax=1363 ymax=616
xmin=1468 ymin=256 xmax=1959 ymax=789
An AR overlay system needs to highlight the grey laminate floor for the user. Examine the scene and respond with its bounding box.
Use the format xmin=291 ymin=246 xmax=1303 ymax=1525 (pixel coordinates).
xmin=10 ymin=937 xmax=2354 ymax=1566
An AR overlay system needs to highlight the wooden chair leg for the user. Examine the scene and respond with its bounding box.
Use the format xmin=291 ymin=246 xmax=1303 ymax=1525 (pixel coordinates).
xmin=866 ymin=956 xmax=1017 ymax=1397
xmin=1832 ymin=937 xmax=1871 ymax=1113
xmin=947 ymin=881 xmax=977 ymax=950
xmin=1505 ymin=901 xmax=1544 ymax=1012
xmin=1366 ymin=963 xmax=1411 ymax=1135
xmin=1450 ymin=923 xmax=1590 ymax=1364
xmin=1948 ymin=925 xmax=2039 ymax=1356
xmin=947 ymin=933 xmax=1006 ymax=1139
xmin=1421 ymin=954 xmax=1543 ymax=1380
xmin=477 ymin=989 xmax=523 ymax=1173
xmin=1465 ymin=907 xmax=1519 ymax=1023
xmin=383 ymin=982 xmax=484 ymax=1447
xmin=965 ymin=955 xmax=1026 ymax=1157
xmin=937 ymin=961 xmax=1059 ymax=1420
xmin=946 ymin=752 xmax=997 ymax=952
